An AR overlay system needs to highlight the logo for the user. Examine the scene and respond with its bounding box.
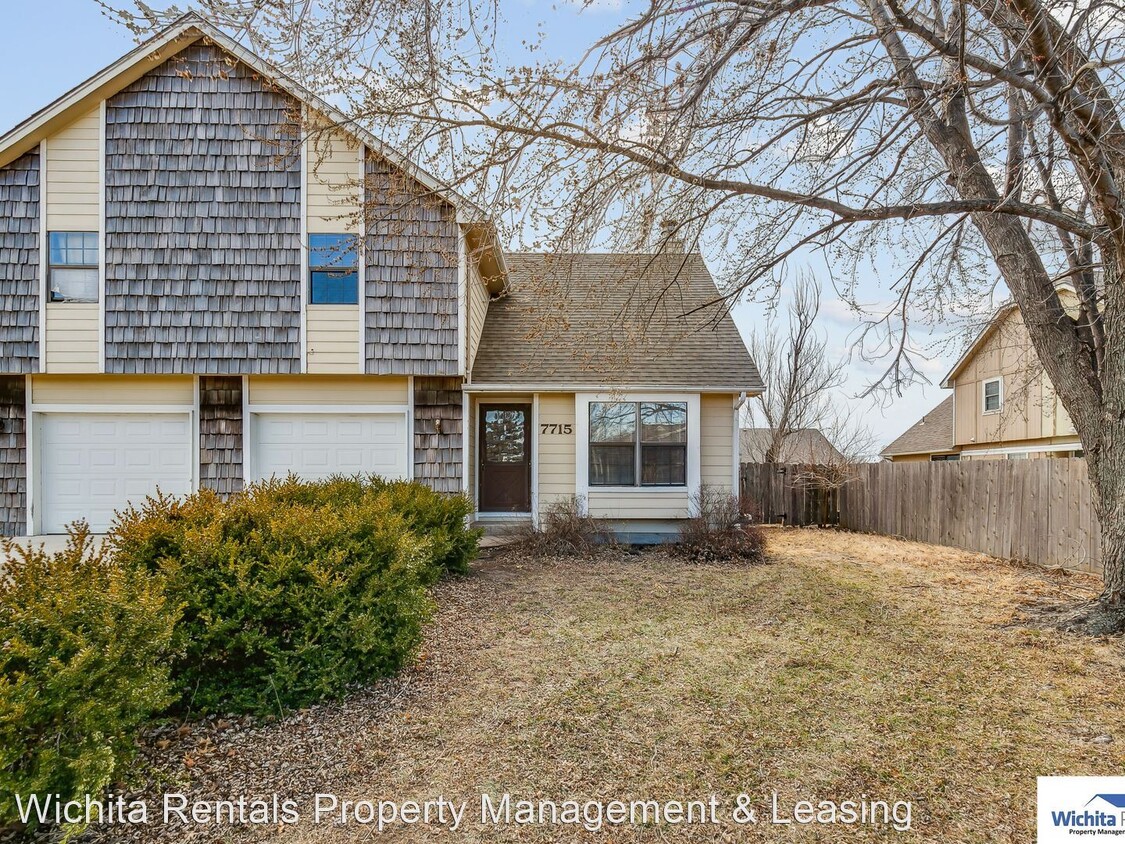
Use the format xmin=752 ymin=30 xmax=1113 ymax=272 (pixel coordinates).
xmin=1038 ymin=777 xmax=1125 ymax=842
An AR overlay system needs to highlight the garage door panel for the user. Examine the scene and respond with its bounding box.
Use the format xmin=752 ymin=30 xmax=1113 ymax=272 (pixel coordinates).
xmin=39 ymin=413 xmax=192 ymax=533
xmin=253 ymin=413 xmax=407 ymax=482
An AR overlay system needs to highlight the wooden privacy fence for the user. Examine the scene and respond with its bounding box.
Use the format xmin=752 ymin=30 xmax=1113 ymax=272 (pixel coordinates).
xmin=740 ymin=463 xmax=841 ymax=527
xmin=741 ymin=459 xmax=1102 ymax=574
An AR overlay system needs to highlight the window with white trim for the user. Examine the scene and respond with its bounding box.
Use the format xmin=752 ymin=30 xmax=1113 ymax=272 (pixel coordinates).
xmin=48 ymin=231 xmax=98 ymax=303
xmin=983 ymin=378 xmax=1002 ymax=413
xmin=308 ymin=233 xmax=358 ymax=304
xmin=589 ymin=401 xmax=688 ymax=486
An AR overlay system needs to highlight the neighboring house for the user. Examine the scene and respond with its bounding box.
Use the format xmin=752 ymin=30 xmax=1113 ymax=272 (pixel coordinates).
xmin=882 ymin=293 xmax=1084 ymax=461
xmin=0 ymin=14 xmax=762 ymax=540
xmin=880 ymin=396 xmax=959 ymax=461
xmin=739 ymin=428 xmax=844 ymax=464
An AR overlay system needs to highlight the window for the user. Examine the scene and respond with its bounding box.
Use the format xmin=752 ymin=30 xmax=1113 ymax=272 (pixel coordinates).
xmin=309 ymin=234 xmax=358 ymax=304
xmin=48 ymin=232 xmax=98 ymax=303
xmin=983 ymin=378 xmax=1002 ymax=413
xmin=930 ymin=454 xmax=960 ymax=462
xmin=589 ymin=401 xmax=688 ymax=487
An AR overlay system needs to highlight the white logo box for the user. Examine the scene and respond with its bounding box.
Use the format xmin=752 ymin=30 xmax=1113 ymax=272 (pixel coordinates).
xmin=1038 ymin=776 xmax=1125 ymax=843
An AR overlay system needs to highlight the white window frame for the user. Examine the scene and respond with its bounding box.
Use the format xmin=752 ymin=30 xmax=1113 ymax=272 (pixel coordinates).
xmin=982 ymin=377 xmax=1003 ymax=414
xmin=575 ymin=392 xmax=700 ymax=510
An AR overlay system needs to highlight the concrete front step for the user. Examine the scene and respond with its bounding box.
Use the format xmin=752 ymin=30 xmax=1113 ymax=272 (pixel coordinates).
xmin=472 ymin=515 xmax=532 ymax=539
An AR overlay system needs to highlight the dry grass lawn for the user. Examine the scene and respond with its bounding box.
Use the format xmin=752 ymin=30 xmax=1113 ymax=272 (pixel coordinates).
xmin=96 ymin=529 xmax=1125 ymax=843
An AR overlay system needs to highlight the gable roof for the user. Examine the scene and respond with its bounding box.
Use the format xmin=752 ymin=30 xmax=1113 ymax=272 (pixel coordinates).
xmin=470 ymin=251 xmax=763 ymax=391
xmin=939 ymin=304 xmax=1019 ymax=388
xmin=940 ymin=284 xmax=1080 ymax=388
xmin=880 ymin=396 xmax=955 ymax=457
xmin=0 ymin=12 xmax=488 ymax=225
xmin=740 ymin=428 xmax=844 ymax=463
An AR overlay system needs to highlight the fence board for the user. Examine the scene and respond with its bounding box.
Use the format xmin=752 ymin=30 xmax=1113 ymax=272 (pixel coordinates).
xmin=741 ymin=459 xmax=1100 ymax=574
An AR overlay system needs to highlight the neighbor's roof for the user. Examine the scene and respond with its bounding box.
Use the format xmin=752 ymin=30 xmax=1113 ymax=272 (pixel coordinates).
xmin=739 ymin=428 xmax=844 ymax=463
xmin=0 ymin=12 xmax=488 ymax=224
xmin=470 ymin=251 xmax=763 ymax=391
xmin=880 ymin=396 xmax=955 ymax=457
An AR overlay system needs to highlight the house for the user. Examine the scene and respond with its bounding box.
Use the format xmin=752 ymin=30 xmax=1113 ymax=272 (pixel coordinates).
xmin=739 ymin=428 xmax=844 ymax=464
xmin=0 ymin=14 xmax=762 ymax=540
xmin=879 ymin=396 xmax=959 ymax=461
xmin=881 ymin=294 xmax=1083 ymax=461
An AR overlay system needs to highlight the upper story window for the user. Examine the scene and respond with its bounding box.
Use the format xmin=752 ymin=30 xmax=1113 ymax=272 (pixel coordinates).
xmin=589 ymin=401 xmax=688 ymax=487
xmin=983 ymin=378 xmax=1002 ymax=414
xmin=48 ymin=231 xmax=98 ymax=303
xmin=308 ymin=234 xmax=358 ymax=305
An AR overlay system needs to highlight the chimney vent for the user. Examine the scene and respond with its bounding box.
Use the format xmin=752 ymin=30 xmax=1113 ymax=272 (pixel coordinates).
xmin=660 ymin=217 xmax=685 ymax=253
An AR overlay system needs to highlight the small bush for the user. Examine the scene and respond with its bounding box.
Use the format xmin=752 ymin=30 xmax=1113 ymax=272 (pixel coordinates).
xmin=109 ymin=476 xmax=478 ymax=715
xmin=0 ymin=526 xmax=178 ymax=833
xmin=516 ymin=497 xmax=613 ymax=556
xmin=675 ymin=486 xmax=765 ymax=563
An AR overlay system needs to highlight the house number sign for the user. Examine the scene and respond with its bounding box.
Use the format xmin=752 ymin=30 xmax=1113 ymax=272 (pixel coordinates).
xmin=540 ymin=423 xmax=574 ymax=435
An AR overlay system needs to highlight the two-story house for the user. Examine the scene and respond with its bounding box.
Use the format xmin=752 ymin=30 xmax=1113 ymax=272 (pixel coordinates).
xmin=881 ymin=291 xmax=1084 ymax=461
xmin=0 ymin=14 xmax=761 ymax=541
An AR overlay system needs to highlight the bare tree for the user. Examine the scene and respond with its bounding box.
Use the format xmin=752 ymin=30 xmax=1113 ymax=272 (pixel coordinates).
xmin=104 ymin=0 xmax=1125 ymax=629
xmin=747 ymin=275 xmax=845 ymax=463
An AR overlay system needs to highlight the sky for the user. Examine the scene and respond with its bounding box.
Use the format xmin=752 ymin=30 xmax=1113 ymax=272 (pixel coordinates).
xmin=0 ymin=0 xmax=977 ymax=450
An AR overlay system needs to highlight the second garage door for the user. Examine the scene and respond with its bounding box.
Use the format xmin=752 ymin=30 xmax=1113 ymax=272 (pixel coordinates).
xmin=38 ymin=413 xmax=193 ymax=534
xmin=252 ymin=413 xmax=408 ymax=482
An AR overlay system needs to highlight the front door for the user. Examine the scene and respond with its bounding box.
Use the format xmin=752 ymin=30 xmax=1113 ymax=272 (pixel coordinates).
xmin=479 ymin=404 xmax=532 ymax=512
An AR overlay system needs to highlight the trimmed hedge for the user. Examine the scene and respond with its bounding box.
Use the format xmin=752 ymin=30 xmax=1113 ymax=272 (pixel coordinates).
xmin=0 ymin=527 xmax=178 ymax=832
xmin=109 ymin=476 xmax=479 ymax=715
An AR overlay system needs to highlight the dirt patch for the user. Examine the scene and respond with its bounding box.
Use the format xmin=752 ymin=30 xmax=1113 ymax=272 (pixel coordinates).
xmin=69 ymin=532 xmax=1125 ymax=843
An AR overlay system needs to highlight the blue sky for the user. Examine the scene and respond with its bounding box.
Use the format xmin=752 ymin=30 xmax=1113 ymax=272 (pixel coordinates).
xmin=0 ymin=0 xmax=964 ymax=448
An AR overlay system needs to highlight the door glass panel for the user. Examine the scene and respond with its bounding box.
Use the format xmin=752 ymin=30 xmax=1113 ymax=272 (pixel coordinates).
xmin=484 ymin=409 xmax=526 ymax=463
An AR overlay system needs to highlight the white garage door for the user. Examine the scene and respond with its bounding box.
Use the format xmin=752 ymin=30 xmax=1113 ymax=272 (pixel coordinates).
xmin=252 ymin=413 xmax=408 ymax=482
xmin=38 ymin=413 xmax=193 ymax=534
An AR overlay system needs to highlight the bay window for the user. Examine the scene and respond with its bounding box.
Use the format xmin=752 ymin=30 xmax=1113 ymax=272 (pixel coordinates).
xmin=589 ymin=401 xmax=688 ymax=486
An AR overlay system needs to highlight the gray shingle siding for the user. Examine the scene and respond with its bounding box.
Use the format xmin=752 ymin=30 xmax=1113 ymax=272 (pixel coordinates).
xmin=0 ymin=376 xmax=26 ymax=536
xmin=199 ymin=375 xmax=243 ymax=496
xmin=365 ymin=154 xmax=459 ymax=375
xmin=413 ymin=376 xmax=462 ymax=493
xmin=104 ymin=44 xmax=302 ymax=374
xmin=0 ymin=151 xmax=39 ymax=373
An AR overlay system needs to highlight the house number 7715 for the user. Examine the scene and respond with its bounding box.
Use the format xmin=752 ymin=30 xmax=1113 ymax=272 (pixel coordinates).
xmin=540 ymin=423 xmax=573 ymax=435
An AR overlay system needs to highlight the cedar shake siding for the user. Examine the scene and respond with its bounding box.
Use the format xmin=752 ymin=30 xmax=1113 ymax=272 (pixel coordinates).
xmin=104 ymin=44 xmax=302 ymax=374
xmin=0 ymin=151 xmax=40 ymax=372
xmin=413 ymin=376 xmax=462 ymax=493
xmin=365 ymin=154 xmax=459 ymax=376
xmin=0 ymin=376 xmax=27 ymax=536
xmin=199 ymin=375 xmax=244 ymax=496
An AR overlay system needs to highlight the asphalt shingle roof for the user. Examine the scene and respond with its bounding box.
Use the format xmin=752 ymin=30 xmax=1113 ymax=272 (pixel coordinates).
xmin=740 ymin=428 xmax=844 ymax=463
xmin=880 ymin=396 xmax=955 ymax=457
xmin=471 ymin=252 xmax=763 ymax=390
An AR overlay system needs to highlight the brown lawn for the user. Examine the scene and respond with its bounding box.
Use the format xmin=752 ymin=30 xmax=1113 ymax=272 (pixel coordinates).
xmin=88 ymin=530 xmax=1125 ymax=844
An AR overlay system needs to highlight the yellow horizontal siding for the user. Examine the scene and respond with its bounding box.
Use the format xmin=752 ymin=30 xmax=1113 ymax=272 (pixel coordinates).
xmin=467 ymin=262 xmax=489 ymax=372
xmin=587 ymin=491 xmax=691 ymax=520
xmin=44 ymin=304 xmax=99 ymax=373
xmin=537 ymin=393 xmax=576 ymax=516
xmin=46 ymin=108 xmax=99 ymax=231
xmin=248 ymin=375 xmax=408 ymax=405
xmin=31 ymin=375 xmax=193 ymax=405
xmin=306 ymin=305 xmax=360 ymax=373
xmin=307 ymin=124 xmax=361 ymax=234
xmin=700 ymin=393 xmax=735 ymax=494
